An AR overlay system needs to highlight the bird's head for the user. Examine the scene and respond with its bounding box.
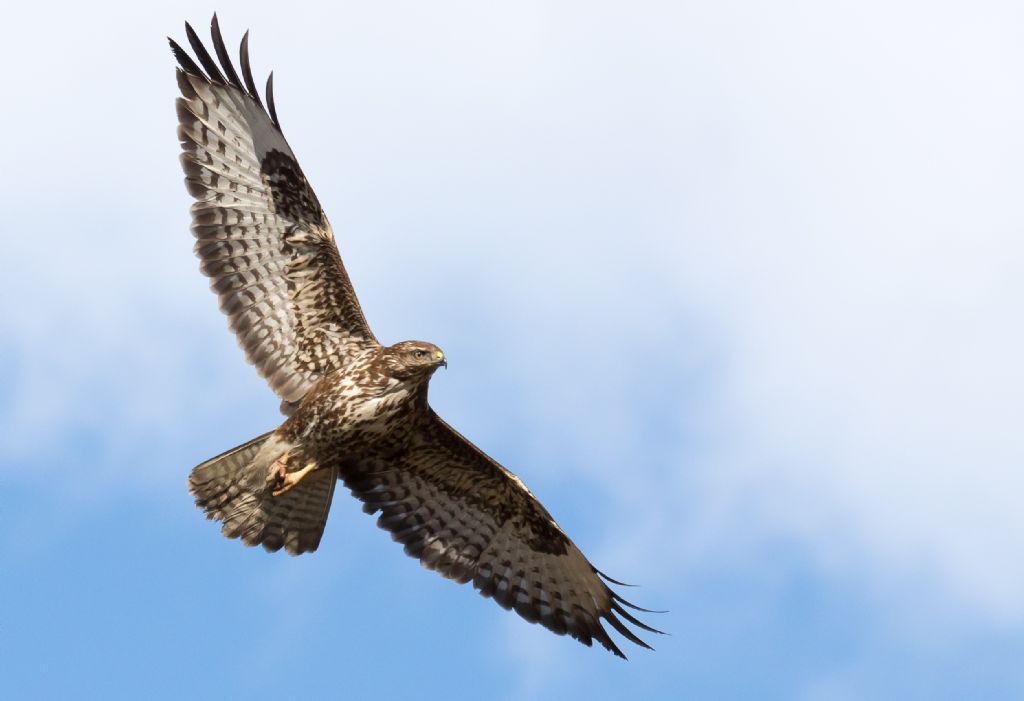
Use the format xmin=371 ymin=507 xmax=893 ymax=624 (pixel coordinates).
xmin=382 ymin=340 xmax=447 ymax=381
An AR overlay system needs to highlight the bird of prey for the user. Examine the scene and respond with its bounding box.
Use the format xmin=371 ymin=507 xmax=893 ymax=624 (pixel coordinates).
xmin=171 ymin=15 xmax=660 ymax=658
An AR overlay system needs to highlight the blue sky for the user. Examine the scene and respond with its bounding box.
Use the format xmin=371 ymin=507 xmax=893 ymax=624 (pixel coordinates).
xmin=3 ymin=1 xmax=1024 ymax=698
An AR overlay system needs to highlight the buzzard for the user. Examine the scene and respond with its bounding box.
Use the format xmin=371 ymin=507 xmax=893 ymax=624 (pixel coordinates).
xmin=171 ymin=15 xmax=661 ymax=658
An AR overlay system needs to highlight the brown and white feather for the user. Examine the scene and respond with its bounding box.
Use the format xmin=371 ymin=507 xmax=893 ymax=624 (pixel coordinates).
xmin=172 ymin=16 xmax=377 ymax=405
xmin=174 ymin=17 xmax=661 ymax=658
xmin=342 ymin=413 xmax=662 ymax=658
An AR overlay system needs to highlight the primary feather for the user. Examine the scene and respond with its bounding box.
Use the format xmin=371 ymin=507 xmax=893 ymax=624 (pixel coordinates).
xmin=173 ymin=15 xmax=661 ymax=659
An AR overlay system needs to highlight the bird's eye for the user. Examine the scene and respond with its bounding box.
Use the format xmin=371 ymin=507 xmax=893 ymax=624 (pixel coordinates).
xmin=414 ymin=350 xmax=426 ymax=359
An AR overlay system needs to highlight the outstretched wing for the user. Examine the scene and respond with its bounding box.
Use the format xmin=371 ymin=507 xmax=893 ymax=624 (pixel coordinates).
xmin=171 ymin=16 xmax=377 ymax=405
xmin=341 ymin=413 xmax=663 ymax=658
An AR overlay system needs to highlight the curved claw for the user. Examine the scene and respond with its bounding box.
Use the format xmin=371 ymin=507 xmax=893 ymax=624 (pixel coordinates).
xmin=272 ymin=460 xmax=319 ymax=496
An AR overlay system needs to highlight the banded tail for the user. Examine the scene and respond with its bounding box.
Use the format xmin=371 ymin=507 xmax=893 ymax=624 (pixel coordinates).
xmin=188 ymin=432 xmax=337 ymax=555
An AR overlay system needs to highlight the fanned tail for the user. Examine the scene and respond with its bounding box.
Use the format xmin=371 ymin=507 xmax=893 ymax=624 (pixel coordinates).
xmin=188 ymin=432 xmax=336 ymax=555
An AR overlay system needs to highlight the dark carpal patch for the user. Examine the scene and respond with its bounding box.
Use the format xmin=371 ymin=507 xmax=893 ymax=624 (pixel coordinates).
xmin=173 ymin=15 xmax=662 ymax=659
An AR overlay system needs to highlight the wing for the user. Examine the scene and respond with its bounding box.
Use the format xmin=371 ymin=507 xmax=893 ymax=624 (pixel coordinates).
xmin=341 ymin=413 xmax=663 ymax=658
xmin=171 ymin=15 xmax=377 ymax=405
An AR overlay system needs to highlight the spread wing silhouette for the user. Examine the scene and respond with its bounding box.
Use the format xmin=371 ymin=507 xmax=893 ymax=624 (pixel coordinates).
xmin=343 ymin=412 xmax=663 ymax=658
xmin=174 ymin=16 xmax=662 ymax=658
xmin=172 ymin=16 xmax=377 ymax=405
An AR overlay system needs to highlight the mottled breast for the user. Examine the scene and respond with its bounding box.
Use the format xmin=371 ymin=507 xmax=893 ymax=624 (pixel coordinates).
xmin=285 ymin=355 xmax=427 ymax=457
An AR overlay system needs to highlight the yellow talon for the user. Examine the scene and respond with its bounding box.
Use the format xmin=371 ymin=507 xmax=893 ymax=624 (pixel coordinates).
xmin=272 ymin=460 xmax=318 ymax=497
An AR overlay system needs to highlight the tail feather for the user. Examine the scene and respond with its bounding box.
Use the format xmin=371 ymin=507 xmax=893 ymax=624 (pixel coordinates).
xmin=189 ymin=432 xmax=272 ymax=521
xmin=227 ymin=467 xmax=337 ymax=554
xmin=188 ymin=432 xmax=336 ymax=555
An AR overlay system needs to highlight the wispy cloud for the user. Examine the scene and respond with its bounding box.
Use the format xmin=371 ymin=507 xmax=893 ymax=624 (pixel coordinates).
xmin=3 ymin=1 xmax=1024 ymax=696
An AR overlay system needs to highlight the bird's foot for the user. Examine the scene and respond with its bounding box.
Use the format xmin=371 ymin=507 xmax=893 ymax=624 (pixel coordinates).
xmin=271 ymin=459 xmax=318 ymax=497
xmin=267 ymin=451 xmax=292 ymax=488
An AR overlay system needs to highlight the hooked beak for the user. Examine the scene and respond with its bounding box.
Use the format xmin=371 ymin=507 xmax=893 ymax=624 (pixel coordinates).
xmin=434 ymin=349 xmax=447 ymax=369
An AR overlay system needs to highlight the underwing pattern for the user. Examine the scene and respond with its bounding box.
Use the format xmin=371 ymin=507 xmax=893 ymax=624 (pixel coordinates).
xmin=172 ymin=14 xmax=661 ymax=659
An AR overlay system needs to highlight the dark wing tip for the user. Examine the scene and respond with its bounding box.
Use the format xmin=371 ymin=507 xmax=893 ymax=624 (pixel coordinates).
xmin=596 ymin=569 xmax=668 ymax=655
xmin=266 ymin=71 xmax=280 ymax=129
xmin=581 ymin=588 xmax=665 ymax=660
xmin=610 ymin=599 xmax=666 ymax=636
xmin=596 ymin=567 xmax=638 ymax=587
xmin=611 ymin=589 xmax=669 ymax=614
xmin=169 ymin=37 xmax=204 ymax=77
xmin=172 ymin=18 xmax=284 ymax=133
xmin=239 ymin=30 xmax=265 ymax=107
xmin=185 ymin=21 xmax=227 ymax=84
xmin=210 ymin=13 xmax=244 ymax=91
xmin=605 ymin=610 xmax=655 ymax=654
xmin=606 ymin=638 xmax=629 ymax=660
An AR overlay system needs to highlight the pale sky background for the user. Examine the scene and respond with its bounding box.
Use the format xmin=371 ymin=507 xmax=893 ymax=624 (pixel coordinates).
xmin=3 ymin=1 xmax=1023 ymax=699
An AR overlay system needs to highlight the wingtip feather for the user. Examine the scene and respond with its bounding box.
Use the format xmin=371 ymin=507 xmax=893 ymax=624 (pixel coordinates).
xmin=185 ymin=20 xmax=227 ymax=84
xmin=239 ymin=30 xmax=264 ymax=107
xmin=611 ymin=589 xmax=668 ymax=614
xmin=605 ymin=610 xmax=654 ymax=653
xmin=169 ymin=37 xmax=204 ymax=76
xmin=611 ymin=599 xmax=666 ymax=636
xmin=211 ymin=13 xmax=244 ymax=91
xmin=595 ymin=567 xmax=638 ymax=587
xmin=266 ymin=71 xmax=280 ymax=129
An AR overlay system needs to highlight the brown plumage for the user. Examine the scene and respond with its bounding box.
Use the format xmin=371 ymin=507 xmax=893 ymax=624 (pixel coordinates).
xmin=172 ymin=15 xmax=662 ymax=658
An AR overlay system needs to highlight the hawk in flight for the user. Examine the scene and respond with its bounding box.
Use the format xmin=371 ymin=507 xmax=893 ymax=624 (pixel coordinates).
xmin=171 ymin=15 xmax=660 ymax=658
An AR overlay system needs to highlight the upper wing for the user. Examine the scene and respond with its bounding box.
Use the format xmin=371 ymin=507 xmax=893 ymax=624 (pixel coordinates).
xmin=341 ymin=413 xmax=663 ymax=658
xmin=171 ymin=16 xmax=377 ymax=405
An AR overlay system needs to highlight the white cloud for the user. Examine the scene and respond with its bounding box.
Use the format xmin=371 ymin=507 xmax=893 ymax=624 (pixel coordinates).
xmin=3 ymin=0 xmax=1023 ymax=662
